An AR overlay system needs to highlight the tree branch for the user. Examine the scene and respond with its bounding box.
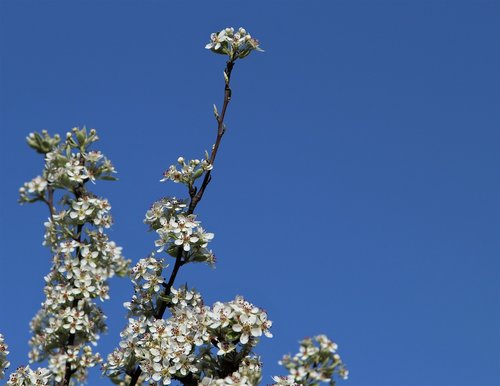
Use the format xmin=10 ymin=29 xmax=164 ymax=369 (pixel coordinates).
xmin=128 ymin=59 xmax=236 ymax=386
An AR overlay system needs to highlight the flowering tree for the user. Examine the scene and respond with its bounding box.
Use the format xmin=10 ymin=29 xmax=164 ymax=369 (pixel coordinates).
xmin=1 ymin=28 xmax=348 ymax=386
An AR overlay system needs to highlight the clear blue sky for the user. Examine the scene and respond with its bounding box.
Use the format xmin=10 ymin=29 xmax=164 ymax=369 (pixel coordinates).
xmin=0 ymin=1 xmax=499 ymax=385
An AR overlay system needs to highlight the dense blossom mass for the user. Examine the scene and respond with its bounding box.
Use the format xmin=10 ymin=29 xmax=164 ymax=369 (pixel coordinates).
xmin=18 ymin=128 xmax=130 ymax=384
xmin=3 ymin=28 xmax=348 ymax=386
xmin=104 ymin=282 xmax=272 ymax=385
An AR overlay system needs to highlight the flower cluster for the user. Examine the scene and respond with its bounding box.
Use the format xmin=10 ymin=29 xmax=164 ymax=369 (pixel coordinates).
xmin=208 ymin=296 xmax=273 ymax=349
xmin=276 ymin=335 xmax=348 ymax=386
xmin=205 ymin=27 xmax=263 ymax=60
xmin=200 ymin=356 xmax=263 ymax=386
xmin=123 ymin=257 xmax=166 ymax=318
xmin=271 ymin=375 xmax=300 ymax=386
xmin=145 ymin=197 xmax=215 ymax=266
xmin=104 ymin=288 xmax=272 ymax=386
xmin=20 ymin=129 xmax=116 ymax=204
xmin=160 ymin=156 xmax=213 ymax=187
xmin=19 ymin=176 xmax=48 ymax=199
xmin=19 ymin=129 xmax=129 ymax=384
xmin=145 ymin=197 xmax=186 ymax=230
xmin=6 ymin=365 xmax=51 ymax=386
xmin=0 ymin=334 xmax=9 ymax=379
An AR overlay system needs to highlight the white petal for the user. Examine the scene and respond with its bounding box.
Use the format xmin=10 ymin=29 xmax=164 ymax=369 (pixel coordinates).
xmin=240 ymin=333 xmax=249 ymax=344
xmin=232 ymin=324 xmax=242 ymax=332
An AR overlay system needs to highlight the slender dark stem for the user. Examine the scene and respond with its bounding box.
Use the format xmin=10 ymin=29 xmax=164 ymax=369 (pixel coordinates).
xmin=41 ymin=186 xmax=55 ymax=220
xmin=189 ymin=60 xmax=234 ymax=213
xmin=128 ymin=60 xmax=236 ymax=386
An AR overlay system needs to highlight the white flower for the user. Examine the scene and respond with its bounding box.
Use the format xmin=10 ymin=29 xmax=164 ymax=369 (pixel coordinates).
xmin=6 ymin=365 xmax=51 ymax=386
xmin=85 ymin=151 xmax=103 ymax=163
xmin=25 ymin=176 xmax=48 ymax=194
xmin=205 ymin=30 xmax=228 ymax=51
xmin=69 ymin=199 xmax=94 ymax=222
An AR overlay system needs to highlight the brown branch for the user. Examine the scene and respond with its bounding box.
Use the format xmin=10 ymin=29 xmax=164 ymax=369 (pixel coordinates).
xmin=189 ymin=60 xmax=234 ymax=213
xmin=128 ymin=59 xmax=236 ymax=386
xmin=40 ymin=186 xmax=55 ymax=220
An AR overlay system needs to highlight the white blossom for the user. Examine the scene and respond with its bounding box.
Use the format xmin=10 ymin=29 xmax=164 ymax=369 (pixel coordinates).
xmin=6 ymin=365 xmax=51 ymax=386
xmin=20 ymin=129 xmax=130 ymax=384
xmin=276 ymin=335 xmax=348 ymax=385
xmin=205 ymin=27 xmax=263 ymax=59
xmin=160 ymin=155 xmax=212 ymax=185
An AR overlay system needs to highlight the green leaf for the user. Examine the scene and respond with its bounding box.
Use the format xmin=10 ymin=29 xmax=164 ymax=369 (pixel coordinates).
xmin=99 ymin=175 xmax=118 ymax=181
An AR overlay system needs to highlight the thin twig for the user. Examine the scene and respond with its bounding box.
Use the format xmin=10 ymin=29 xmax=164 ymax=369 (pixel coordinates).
xmin=128 ymin=59 xmax=235 ymax=386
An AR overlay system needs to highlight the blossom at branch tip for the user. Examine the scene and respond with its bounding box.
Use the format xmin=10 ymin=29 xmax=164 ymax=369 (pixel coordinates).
xmin=205 ymin=27 xmax=263 ymax=60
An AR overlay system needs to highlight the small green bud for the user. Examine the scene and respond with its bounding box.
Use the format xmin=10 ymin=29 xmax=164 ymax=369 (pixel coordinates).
xmin=76 ymin=127 xmax=86 ymax=145
xmin=192 ymin=169 xmax=204 ymax=180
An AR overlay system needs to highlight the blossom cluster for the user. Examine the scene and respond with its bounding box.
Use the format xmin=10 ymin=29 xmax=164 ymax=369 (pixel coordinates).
xmin=205 ymin=27 xmax=263 ymax=60
xmin=123 ymin=257 xmax=166 ymax=318
xmin=276 ymin=335 xmax=349 ymax=386
xmin=6 ymin=365 xmax=51 ymax=386
xmin=19 ymin=128 xmax=129 ymax=384
xmin=160 ymin=155 xmax=213 ymax=187
xmin=200 ymin=356 xmax=263 ymax=386
xmin=0 ymin=334 xmax=9 ymax=379
xmin=104 ymin=286 xmax=272 ymax=386
xmin=20 ymin=129 xmax=116 ymax=205
xmin=145 ymin=197 xmax=215 ymax=266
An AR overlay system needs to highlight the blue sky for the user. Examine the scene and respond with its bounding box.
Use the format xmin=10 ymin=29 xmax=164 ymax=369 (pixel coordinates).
xmin=0 ymin=1 xmax=499 ymax=385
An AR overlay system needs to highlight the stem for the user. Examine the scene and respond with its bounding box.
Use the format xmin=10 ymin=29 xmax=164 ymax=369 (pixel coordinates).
xmin=128 ymin=59 xmax=236 ymax=386
xmin=41 ymin=186 xmax=55 ymax=220
xmin=189 ymin=60 xmax=234 ymax=213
